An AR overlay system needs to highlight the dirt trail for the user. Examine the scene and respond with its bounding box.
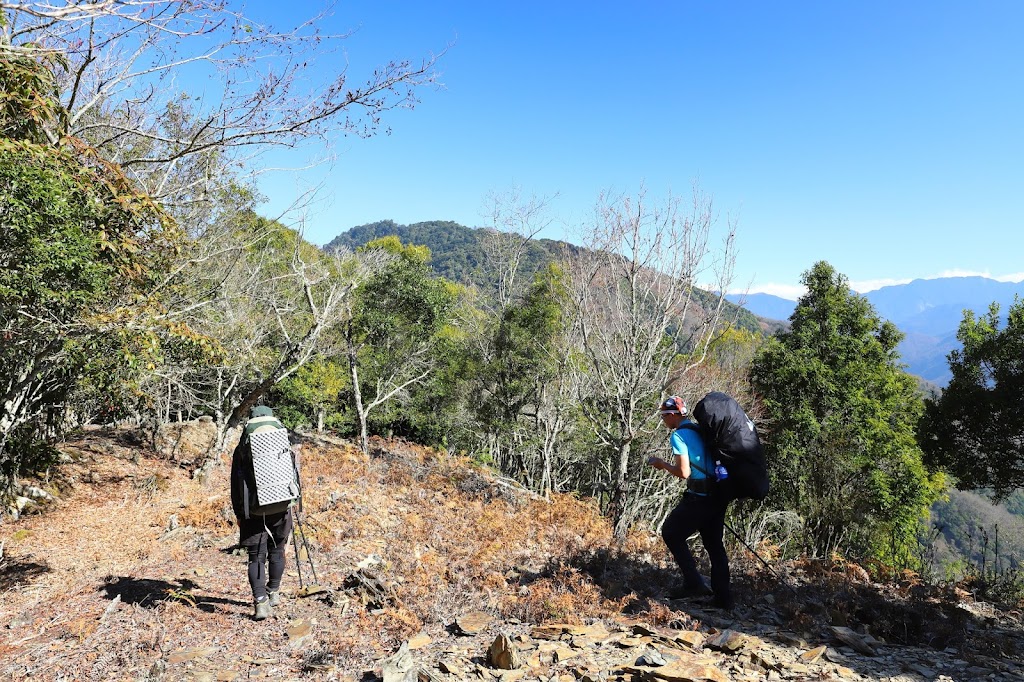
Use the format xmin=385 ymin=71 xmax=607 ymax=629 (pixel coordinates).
xmin=1 ymin=426 xmax=1022 ymax=681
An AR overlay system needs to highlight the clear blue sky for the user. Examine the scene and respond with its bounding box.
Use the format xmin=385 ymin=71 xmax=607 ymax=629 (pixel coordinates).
xmin=254 ymin=1 xmax=1024 ymax=299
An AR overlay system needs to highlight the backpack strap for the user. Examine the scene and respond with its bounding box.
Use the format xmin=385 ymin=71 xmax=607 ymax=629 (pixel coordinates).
xmin=677 ymin=423 xmax=714 ymax=480
xmin=241 ymin=432 xmax=253 ymax=519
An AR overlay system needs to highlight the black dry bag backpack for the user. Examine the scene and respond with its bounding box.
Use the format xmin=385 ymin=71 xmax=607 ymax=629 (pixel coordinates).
xmin=689 ymin=391 xmax=769 ymax=502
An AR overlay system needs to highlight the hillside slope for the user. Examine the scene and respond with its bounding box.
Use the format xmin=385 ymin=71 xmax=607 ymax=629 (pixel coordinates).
xmin=0 ymin=426 xmax=1021 ymax=680
xmin=325 ymin=219 xmax=769 ymax=335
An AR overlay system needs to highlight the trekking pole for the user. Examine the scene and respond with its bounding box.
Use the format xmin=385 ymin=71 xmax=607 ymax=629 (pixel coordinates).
xmin=290 ymin=506 xmax=307 ymax=590
xmin=293 ymin=509 xmax=320 ymax=585
xmin=723 ymin=520 xmax=779 ymax=578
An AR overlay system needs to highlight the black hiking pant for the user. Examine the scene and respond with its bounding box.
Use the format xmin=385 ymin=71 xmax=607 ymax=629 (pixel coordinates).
xmin=662 ymin=491 xmax=733 ymax=608
xmin=239 ymin=510 xmax=292 ymax=602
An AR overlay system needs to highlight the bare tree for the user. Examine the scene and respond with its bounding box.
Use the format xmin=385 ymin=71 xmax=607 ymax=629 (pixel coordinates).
xmin=568 ymin=185 xmax=737 ymax=537
xmin=1 ymin=2 xmax=443 ymax=451
xmin=0 ymin=1 xmax=442 ymax=214
xmin=140 ymin=204 xmax=388 ymax=450
xmin=480 ymin=188 xmax=557 ymax=311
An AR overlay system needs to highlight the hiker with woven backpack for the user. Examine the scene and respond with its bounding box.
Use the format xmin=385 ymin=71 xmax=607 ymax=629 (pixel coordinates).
xmin=648 ymin=395 xmax=734 ymax=609
xmin=230 ymin=405 xmax=303 ymax=621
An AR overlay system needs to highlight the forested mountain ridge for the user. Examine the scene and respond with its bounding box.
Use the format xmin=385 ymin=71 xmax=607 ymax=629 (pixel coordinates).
xmin=324 ymin=219 xmax=576 ymax=285
xmin=325 ymin=219 xmax=771 ymax=334
xmin=929 ymin=489 xmax=1024 ymax=574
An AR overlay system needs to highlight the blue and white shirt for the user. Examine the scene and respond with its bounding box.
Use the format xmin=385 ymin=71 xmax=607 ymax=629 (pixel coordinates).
xmin=671 ymin=420 xmax=709 ymax=495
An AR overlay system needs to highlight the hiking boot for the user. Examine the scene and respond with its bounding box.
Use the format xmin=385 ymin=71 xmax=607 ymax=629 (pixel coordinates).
xmin=267 ymin=590 xmax=281 ymax=607
xmin=254 ymin=597 xmax=272 ymax=621
xmin=667 ymin=583 xmax=714 ymax=600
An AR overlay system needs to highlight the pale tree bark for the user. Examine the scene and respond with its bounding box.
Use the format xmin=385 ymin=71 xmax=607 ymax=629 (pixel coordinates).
xmin=347 ymin=337 xmax=432 ymax=455
xmin=567 ymin=185 xmax=737 ymax=537
xmin=0 ymin=338 xmax=64 ymax=496
xmin=528 ymin=329 xmax=581 ymax=498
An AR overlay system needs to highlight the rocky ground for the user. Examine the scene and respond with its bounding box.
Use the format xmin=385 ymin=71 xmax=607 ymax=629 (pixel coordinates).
xmin=0 ymin=423 xmax=1021 ymax=681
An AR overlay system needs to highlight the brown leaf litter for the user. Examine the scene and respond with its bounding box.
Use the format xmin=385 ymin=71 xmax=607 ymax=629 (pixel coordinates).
xmin=0 ymin=424 xmax=1021 ymax=681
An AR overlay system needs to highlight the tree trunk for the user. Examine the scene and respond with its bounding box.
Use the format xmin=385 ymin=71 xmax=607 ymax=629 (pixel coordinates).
xmin=349 ymin=351 xmax=369 ymax=455
xmin=609 ymin=441 xmax=633 ymax=538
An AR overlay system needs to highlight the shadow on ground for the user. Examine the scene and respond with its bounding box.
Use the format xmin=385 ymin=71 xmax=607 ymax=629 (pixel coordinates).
xmin=0 ymin=556 xmax=50 ymax=591
xmin=99 ymin=575 xmax=248 ymax=612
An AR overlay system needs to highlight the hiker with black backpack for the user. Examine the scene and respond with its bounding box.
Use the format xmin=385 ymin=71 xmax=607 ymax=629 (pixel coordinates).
xmin=230 ymin=405 xmax=303 ymax=621
xmin=649 ymin=392 xmax=771 ymax=611
xmin=648 ymin=395 xmax=734 ymax=609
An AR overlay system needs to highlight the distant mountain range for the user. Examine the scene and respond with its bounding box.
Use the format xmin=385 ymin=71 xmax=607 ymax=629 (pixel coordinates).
xmin=326 ymin=222 xmax=1022 ymax=385
xmin=727 ymin=277 xmax=1024 ymax=385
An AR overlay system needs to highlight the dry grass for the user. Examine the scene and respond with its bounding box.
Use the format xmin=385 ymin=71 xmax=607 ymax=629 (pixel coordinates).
xmin=0 ymin=429 xmax=652 ymax=679
xmin=5 ymin=427 xmax=1014 ymax=679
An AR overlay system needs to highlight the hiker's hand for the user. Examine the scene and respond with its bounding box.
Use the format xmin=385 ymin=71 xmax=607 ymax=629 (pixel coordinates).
xmin=647 ymin=456 xmax=662 ymax=470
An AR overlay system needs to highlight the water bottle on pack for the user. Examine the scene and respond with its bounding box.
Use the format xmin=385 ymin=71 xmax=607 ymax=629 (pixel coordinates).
xmin=714 ymin=460 xmax=729 ymax=482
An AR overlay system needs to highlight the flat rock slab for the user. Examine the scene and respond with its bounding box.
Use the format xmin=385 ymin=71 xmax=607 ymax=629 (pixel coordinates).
xmin=801 ymin=645 xmax=827 ymax=663
xmin=619 ymin=659 xmax=730 ymax=682
xmin=296 ymin=584 xmax=329 ymax=597
xmin=830 ymin=626 xmax=877 ymax=656
xmin=286 ymin=618 xmax=314 ymax=648
xmin=456 ymin=610 xmax=491 ymax=635
xmin=168 ymin=648 xmax=218 ymax=664
xmin=407 ymin=633 xmax=432 ymax=649
xmin=706 ymin=629 xmax=749 ymax=653
xmin=674 ymin=631 xmax=705 ymax=649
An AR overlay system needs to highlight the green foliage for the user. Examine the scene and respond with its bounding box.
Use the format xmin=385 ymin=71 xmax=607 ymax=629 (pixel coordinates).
xmin=0 ymin=55 xmax=66 ymax=143
xmin=273 ymin=359 xmax=350 ymax=431
xmin=328 ymin=220 xmax=496 ymax=284
xmin=487 ymin=263 xmax=568 ymax=426
xmin=1 ymin=425 xmax=61 ymax=485
xmin=0 ymin=57 xmax=182 ymax=495
xmin=401 ymin=310 xmax=481 ymax=449
xmin=927 ymin=490 xmax=1024 ymax=573
xmin=750 ymin=261 xmax=942 ymax=562
xmin=354 ymin=237 xmax=455 ymax=344
xmin=1004 ymin=490 xmax=1024 ymax=517
xmin=0 ymin=139 xmax=165 ymax=313
xmin=345 ymin=237 xmax=459 ymax=449
xmin=923 ymin=490 xmax=1024 ymax=607
xmin=920 ymin=297 xmax=1024 ymax=498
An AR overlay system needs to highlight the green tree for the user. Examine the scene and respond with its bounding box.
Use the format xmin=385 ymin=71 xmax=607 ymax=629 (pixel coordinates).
xmin=274 ymin=359 xmax=349 ymax=433
xmin=0 ymin=56 xmax=179 ymax=495
xmin=345 ymin=237 xmax=457 ymax=453
xmin=749 ymin=261 xmax=942 ymax=562
xmin=920 ymin=297 xmax=1024 ymax=497
xmin=400 ymin=305 xmax=480 ymax=449
xmin=479 ymin=263 xmax=580 ymax=495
